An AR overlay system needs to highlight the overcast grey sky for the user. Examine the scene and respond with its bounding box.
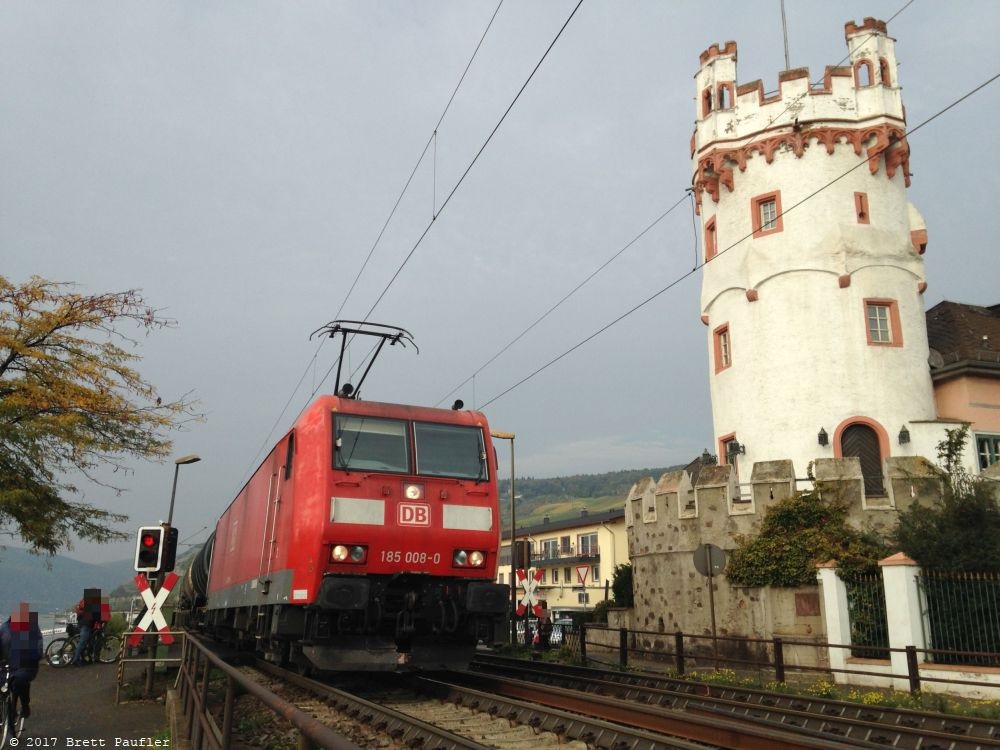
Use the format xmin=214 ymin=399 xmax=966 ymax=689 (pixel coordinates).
xmin=3 ymin=2 xmax=998 ymax=564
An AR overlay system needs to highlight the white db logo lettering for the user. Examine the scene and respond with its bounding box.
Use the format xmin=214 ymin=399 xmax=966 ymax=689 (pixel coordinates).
xmin=399 ymin=503 xmax=430 ymax=526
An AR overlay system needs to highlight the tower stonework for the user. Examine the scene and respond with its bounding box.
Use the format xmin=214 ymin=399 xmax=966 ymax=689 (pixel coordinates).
xmin=692 ymin=18 xmax=940 ymax=487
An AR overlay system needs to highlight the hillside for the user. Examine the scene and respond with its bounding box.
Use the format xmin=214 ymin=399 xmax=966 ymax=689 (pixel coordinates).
xmin=0 ymin=546 xmax=137 ymax=617
xmin=498 ymin=466 xmax=679 ymax=529
xmin=0 ymin=468 xmax=677 ymax=616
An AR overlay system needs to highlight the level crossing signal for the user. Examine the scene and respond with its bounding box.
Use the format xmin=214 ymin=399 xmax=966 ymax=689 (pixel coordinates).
xmin=134 ymin=525 xmax=180 ymax=573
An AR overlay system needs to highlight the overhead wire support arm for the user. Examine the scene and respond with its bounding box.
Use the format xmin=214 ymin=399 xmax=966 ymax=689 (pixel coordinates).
xmin=309 ymin=320 xmax=418 ymax=398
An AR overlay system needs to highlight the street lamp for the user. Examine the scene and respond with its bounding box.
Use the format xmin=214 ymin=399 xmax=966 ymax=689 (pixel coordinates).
xmin=490 ymin=430 xmax=516 ymax=644
xmin=166 ymin=454 xmax=201 ymax=530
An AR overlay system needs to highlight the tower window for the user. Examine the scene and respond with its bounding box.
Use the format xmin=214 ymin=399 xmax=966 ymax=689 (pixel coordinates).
xmin=864 ymin=299 xmax=903 ymax=347
xmin=879 ymin=58 xmax=891 ymax=86
xmin=855 ymin=59 xmax=874 ymax=87
xmin=701 ymin=87 xmax=713 ymax=117
xmin=751 ymin=190 xmax=783 ymax=237
xmin=713 ymin=323 xmax=732 ymax=372
xmin=854 ymin=192 xmax=870 ymax=224
xmin=717 ymin=82 xmax=734 ymax=110
xmin=705 ymin=216 xmax=718 ymax=260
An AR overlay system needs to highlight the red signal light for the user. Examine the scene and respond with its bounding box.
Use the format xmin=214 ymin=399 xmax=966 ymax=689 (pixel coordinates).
xmin=141 ymin=534 xmax=156 ymax=548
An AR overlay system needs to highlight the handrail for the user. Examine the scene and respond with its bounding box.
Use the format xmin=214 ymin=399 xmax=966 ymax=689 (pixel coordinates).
xmin=176 ymin=632 xmax=357 ymax=750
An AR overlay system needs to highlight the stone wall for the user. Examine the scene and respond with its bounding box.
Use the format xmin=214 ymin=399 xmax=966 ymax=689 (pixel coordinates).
xmin=625 ymin=454 xmax=949 ymax=668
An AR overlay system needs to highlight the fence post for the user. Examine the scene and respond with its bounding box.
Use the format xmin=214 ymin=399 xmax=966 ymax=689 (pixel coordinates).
xmin=674 ymin=631 xmax=685 ymax=675
xmin=773 ymin=637 xmax=785 ymax=683
xmin=879 ymin=553 xmax=926 ymax=692
xmin=905 ymin=646 xmax=921 ymax=694
xmin=619 ymin=628 xmax=628 ymax=669
xmin=579 ymin=623 xmax=587 ymax=664
xmin=816 ymin=561 xmax=852 ymax=683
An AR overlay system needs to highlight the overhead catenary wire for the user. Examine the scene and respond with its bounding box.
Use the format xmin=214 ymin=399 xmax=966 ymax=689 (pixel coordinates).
xmin=435 ymin=192 xmax=689 ymax=408
xmin=237 ymin=1 xmax=507 ymax=486
xmin=478 ymin=71 xmax=1000 ymax=410
xmin=444 ymin=0 xmax=920 ymax=410
xmin=305 ymin=0 xmax=586 ymax=411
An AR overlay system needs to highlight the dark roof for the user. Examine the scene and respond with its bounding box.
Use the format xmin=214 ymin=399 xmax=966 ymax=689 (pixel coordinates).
xmin=925 ymin=301 xmax=1000 ymax=381
xmin=503 ymin=507 xmax=625 ymax=539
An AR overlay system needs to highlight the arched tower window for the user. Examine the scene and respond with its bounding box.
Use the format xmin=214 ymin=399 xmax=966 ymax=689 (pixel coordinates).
xmin=854 ymin=59 xmax=874 ymax=87
xmin=839 ymin=422 xmax=885 ymax=496
xmin=701 ymin=87 xmax=713 ymax=117
xmin=879 ymin=57 xmax=891 ymax=86
xmin=717 ymin=82 xmax=734 ymax=110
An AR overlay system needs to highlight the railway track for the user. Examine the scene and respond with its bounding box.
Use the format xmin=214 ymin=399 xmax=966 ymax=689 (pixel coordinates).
xmin=245 ymin=658 xmax=879 ymax=749
xmin=250 ymin=660 xmax=714 ymax=749
xmin=469 ymin=653 xmax=1000 ymax=750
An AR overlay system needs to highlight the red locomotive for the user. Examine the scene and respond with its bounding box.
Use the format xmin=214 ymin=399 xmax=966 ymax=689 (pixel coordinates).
xmin=182 ymin=323 xmax=509 ymax=671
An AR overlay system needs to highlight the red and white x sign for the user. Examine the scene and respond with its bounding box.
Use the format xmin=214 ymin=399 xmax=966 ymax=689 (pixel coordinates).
xmin=515 ymin=567 xmax=544 ymax=618
xmin=128 ymin=572 xmax=177 ymax=646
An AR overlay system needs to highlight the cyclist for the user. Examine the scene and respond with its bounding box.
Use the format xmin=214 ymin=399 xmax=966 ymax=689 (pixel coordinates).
xmin=0 ymin=602 xmax=43 ymax=721
xmin=71 ymin=588 xmax=110 ymax=666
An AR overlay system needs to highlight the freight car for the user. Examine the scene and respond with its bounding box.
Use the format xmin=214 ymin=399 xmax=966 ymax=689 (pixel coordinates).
xmin=181 ymin=323 xmax=510 ymax=672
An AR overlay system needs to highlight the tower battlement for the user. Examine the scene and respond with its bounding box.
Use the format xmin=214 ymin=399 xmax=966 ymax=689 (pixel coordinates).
xmin=693 ymin=18 xmax=903 ymax=161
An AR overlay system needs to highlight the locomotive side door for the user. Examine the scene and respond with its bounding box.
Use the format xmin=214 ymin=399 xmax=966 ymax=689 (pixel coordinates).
xmin=256 ymin=435 xmax=289 ymax=593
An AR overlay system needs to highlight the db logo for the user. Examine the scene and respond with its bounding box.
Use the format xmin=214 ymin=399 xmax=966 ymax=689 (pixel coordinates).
xmin=398 ymin=502 xmax=430 ymax=526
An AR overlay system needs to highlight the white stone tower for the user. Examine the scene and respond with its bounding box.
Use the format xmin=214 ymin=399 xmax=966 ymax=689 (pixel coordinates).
xmin=692 ymin=18 xmax=938 ymax=492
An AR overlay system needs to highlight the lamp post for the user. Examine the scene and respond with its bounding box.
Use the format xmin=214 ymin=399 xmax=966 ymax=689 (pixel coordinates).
xmin=491 ymin=430 xmax=516 ymax=644
xmin=146 ymin=452 xmax=200 ymax=696
xmin=166 ymin=453 xmax=201 ymax=531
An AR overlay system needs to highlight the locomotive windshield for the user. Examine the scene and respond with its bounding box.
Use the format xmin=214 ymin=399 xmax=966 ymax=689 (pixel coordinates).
xmin=334 ymin=416 xmax=410 ymax=473
xmin=333 ymin=415 xmax=486 ymax=480
xmin=414 ymin=422 xmax=487 ymax=480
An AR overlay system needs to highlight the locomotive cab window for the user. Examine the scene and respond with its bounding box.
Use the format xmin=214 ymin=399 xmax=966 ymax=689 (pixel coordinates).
xmin=414 ymin=422 xmax=488 ymax=480
xmin=334 ymin=415 xmax=410 ymax=473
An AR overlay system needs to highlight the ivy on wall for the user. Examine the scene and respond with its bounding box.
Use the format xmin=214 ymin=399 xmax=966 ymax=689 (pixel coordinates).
xmin=726 ymin=490 xmax=889 ymax=587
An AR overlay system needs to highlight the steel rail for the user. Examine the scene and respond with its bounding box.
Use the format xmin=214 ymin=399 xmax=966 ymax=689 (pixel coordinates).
xmin=254 ymin=660 xmax=494 ymax=750
xmin=448 ymin=669 xmax=861 ymax=750
xmin=258 ymin=661 xmax=715 ymax=749
xmin=471 ymin=654 xmax=1000 ymax=749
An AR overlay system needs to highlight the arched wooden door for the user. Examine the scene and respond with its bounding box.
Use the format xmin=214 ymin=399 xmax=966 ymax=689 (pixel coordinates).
xmin=841 ymin=423 xmax=884 ymax=495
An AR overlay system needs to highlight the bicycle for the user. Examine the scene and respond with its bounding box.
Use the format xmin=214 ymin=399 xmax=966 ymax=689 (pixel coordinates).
xmin=0 ymin=662 xmax=26 ymax=745
xmin=45 ymin=626 xmax=121 ymax=667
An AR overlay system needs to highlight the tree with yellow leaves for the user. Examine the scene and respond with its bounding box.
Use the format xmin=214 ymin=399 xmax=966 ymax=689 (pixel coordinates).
xmin=0 ymin=276 xmax=198 ymax=554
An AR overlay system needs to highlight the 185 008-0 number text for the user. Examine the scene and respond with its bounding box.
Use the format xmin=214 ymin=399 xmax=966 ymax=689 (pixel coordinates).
xmin=379 ymin=551 xmax=441 ymax=564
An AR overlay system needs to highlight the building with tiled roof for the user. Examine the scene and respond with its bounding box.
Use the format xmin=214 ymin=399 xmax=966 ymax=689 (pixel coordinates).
xmin=926 ymin=301 xmax=1000 ymax=469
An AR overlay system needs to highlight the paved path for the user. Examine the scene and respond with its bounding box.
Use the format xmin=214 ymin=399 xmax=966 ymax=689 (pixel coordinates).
xmin=16 ymin=661 xmax=171 ymax=746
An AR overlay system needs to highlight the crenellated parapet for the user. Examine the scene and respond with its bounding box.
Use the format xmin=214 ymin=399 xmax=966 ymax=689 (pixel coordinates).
xmin=692 ymin=17 xmax=905 ymax=212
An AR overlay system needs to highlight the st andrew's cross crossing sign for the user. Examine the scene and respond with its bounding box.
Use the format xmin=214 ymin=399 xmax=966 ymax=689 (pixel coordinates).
xmin=515 ymin=567 xmax=544 ymax=618
xmin=128 ymin=572 xmax=178 ymax=646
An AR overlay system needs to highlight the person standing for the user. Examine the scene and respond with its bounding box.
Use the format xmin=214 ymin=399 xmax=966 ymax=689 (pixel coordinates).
xmin=0 ymin=602 xmax=43 ymax=720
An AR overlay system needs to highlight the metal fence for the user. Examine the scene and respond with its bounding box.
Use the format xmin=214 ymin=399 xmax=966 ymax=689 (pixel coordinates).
xmin=577 ymin=624 xmax=999 ymax=695
xmin=918 ymin=570 xmax=1000 ymax=666
xmin=844 ymin=573 xmax=890 ymax=659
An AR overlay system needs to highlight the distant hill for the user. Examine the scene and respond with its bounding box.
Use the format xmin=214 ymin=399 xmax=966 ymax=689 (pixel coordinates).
xmin=499 ymin=466 xmax=680 ymax=529
xmin=0 ymin=467 xmax=678 ymax=616
xmin=0 ymin=546 xmax=137 ymax=617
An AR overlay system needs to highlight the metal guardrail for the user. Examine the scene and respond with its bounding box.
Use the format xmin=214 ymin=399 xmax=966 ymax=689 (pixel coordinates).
xmin=578 ymin=625 xmax=1000 ymax=695
xmin=175 ymin=633 xmax=357 ymax=750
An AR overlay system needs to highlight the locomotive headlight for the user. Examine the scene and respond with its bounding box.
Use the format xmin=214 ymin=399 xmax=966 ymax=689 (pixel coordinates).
xmin=453 ymin=550 xmax=468 ymax=567
xmin=331 ymin=544 xmax=367 ymax=564
xmin=403 ymin=483 xmax=424 ymax=500
xmin=468 ymin=550 xmax=485 ymax=567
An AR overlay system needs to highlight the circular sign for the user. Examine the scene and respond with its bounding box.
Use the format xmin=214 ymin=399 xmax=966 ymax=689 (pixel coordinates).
xmin=693 ymin=543 xmax=727 ymax=576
